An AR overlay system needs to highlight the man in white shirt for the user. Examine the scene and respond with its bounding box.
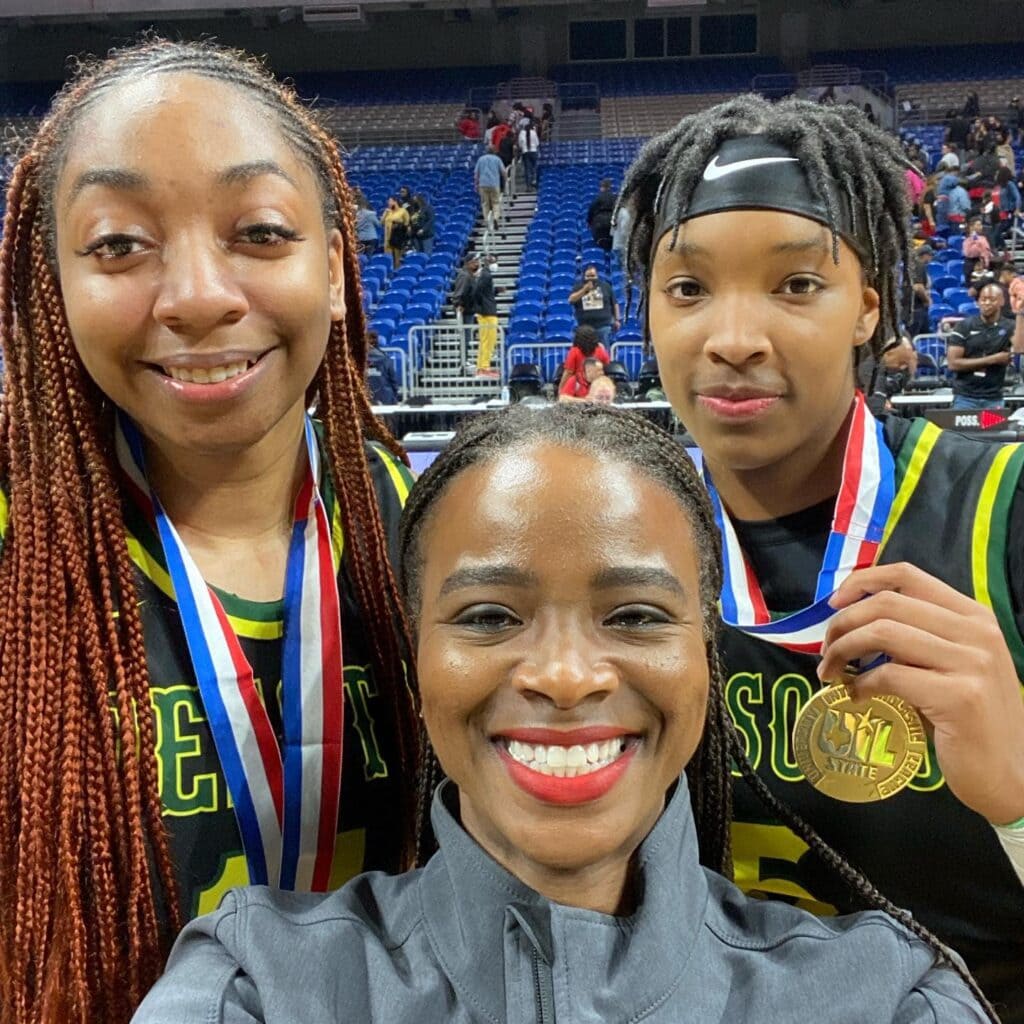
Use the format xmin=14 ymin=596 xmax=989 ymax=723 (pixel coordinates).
xmin=518 ymin=118 xmax=540 ymax=190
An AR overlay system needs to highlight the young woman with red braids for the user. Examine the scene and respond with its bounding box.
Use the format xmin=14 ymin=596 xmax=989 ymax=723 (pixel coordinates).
xmin=0 ymin=38 xmax=422 ymax=1024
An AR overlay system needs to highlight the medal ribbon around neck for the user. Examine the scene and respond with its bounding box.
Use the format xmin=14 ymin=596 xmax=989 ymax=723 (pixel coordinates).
xmin=701 ymin=391 xmax=895 ymax=654
xmin=115 ymin=413 xmax=344 ymax=892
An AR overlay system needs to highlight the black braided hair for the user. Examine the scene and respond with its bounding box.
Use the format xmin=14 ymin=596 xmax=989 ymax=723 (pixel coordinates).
xmin=398 ymin=403 xmax=1000 ymax=1024
xmin=617 ymin=93 xmax=917 ymax=357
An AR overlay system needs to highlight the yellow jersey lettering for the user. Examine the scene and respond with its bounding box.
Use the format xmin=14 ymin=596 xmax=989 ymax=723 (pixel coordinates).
xmin=769 ymin=673 xmax=814 ymax=782
xmin=151 ymin=686 xmax=220 ymax=817
xmin=195 ymin=829 xmax=367 ymax=917
xmin=343 ymin=666 xmax=389 ymax=781
xmin=725 ymin=671 xmax=765 ymax=775
xmin=732 ymin=821 xmax=838 ymax=916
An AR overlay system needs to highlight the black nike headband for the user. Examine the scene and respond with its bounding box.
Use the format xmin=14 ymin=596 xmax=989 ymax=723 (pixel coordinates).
xmin=652 ymin=135 xmax=865 ymax=256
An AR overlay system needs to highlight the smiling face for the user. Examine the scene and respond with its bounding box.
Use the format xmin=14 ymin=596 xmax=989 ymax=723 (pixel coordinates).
xmin=54 ymin=72 xmax=345 ymax=458
xmin=646 ymin=209 xmax=879 ymax=476
xmin=414 ymin=443 xmax=709 ymax=904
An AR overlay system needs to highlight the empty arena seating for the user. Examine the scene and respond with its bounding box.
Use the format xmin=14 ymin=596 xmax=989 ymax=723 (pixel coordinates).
xmin=347 ymin=145 xmax=481 ymax=376
xmin=600 ymin=92 xmax=737 ymax=138
xmin=812 ymin=45 xmax=1024 ymax=120
xmin=506 ymin=161 xmax=644 ymax=381
xmin=811 ymin=45 xmax=1024 ymax=85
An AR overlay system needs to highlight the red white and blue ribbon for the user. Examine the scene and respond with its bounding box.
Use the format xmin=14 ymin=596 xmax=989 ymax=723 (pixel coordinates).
xmin=701 ymin=392 xmax=894 ymax=655
xmin=115 ymin=413 xmax=344 ymax=891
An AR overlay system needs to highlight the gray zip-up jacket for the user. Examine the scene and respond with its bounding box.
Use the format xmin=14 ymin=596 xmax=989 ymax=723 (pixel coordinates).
xmin=134 ymin=780 xmax=986 ymax=1023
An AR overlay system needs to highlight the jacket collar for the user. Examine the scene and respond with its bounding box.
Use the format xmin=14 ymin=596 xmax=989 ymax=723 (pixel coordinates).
xmin=419 ymin=775 xmax=711 ymax=1021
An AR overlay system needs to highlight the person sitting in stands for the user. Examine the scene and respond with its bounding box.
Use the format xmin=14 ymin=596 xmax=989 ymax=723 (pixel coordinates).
xmin=557 ymin=324 xmax=610 ymax=396
xmin=557 ymin=356 xmax=605 ymax=401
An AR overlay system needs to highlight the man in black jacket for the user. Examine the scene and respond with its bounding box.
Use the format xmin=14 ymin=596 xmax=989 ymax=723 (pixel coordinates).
xmin=587 ymin=178 xmax=616 ymax=251
xmin=410 ymin=194 xmax=435 ymax=255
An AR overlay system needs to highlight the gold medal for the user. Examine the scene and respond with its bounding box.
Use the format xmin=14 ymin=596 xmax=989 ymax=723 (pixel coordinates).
xmin=792 ymin=674 xmax=927 ymax=803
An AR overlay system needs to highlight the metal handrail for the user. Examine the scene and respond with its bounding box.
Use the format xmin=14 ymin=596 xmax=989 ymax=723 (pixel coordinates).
xmin=408 ymin=321 xmax=507 ymax=392
xmin=506 ymin=341 xmax=571 ymax=380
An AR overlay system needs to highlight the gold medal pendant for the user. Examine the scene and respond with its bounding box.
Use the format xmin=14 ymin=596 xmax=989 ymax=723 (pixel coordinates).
xmin=792 ymin=674 xmax=927 ymax=802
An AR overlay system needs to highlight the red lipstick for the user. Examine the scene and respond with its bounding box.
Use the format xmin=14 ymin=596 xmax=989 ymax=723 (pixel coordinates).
xmin=497 ymin=739 xmax=638 ymax=806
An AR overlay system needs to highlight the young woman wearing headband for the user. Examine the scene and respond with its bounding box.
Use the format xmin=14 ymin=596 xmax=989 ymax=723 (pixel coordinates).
xmin=618 ymin=94 xmax=1024 ymax=1019
xmin=134 ymin=403 xmax=992 ymax=1023
xmin=0 ymin=39 xmax=420 ymax=1023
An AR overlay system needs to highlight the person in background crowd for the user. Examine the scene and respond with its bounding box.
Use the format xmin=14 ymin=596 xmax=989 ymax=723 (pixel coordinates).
xmin=470 ymin=252 xmax=500 ymax=379
xmin=965 ymin=141 xmax=1000 ymax=191
xmin=451 ymin=253 xmax=478 ymax=326
xmin=557 ymin=355 xmax=605 ymax=401
xmin=483 ymin=111 xmax=502 ymax=149
xmin=921 ymin=176 xmax=939 ymax=235
xmin=365 ymin=330 xmax=401 ymax=405
xmin=409 ymin=193 xmax=435 ymax=255
xmin=584 ymin=374 xmax=617 ymax=404
xmin=397 ymin=184 xmax=412 ymax=209
xmin=587 ymin=177 xmax=617 ymax=251
xmin=994 ymin=167 xmax=1022 ymax=251
xmin=497 ymin=125 xmax=516 ymax=170
xmin=936 ymin=173 xmax=971 ymax=229
xmin=0 ymin=37 xmax=421 ymax=1024
xmin=994 ymin=262 xmax=1020 ymax=310
xmin=937 ymin=142 xmax=961 ymax=173
xmin=909 ymin=245 xmax=933 ymax=337
xmin=540 ymin=101 xmax=555 ymax=141
xmin=905 ymin=164 xmax=926 ymax=211
xmin=1009 ymin=96 xmax=1024 ymax=146
xmin=1010 ymin=269 xmax=1024 ymax=314
xmin=947 ymin=283 xmax=1024 ymax=410
xmin=567 ymin=264 xmax=620 ymax=345
xmin=517 ymin=117 xmax=540 ymax=191
xmin=382 ymin=195 xmax=410 ymax=270
xmin=963 ymin=215 xmax=994 ymax=286
xmin=859 ymin=336 xmax=920 ymax=416
xmin=557 ymin=324 xmax=610 ymax=397
xmin=964 ymin=91 xmax=981 ymax=119
xmin=456 ymin=108 xmax=481 ymax=141
xmin=474 ymin=145 xmax=506 ymax=237
xmin=946 ymin=108 xmax=971 ymax=157
xmin=995 ymin=129 xmax=1016 ymax=175
xmin=619 ymin=92 xmax=1024 ymax=1018
xmin=354 ymin=189 xmax=380 ymax=255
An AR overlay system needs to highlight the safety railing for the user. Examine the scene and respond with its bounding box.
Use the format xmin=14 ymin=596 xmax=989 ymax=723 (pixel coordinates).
xmin=506 ymin=341 xmax=571 ymax=383
xmin=408 ymin=321 xmax=507 ymax=397
xmin=610 ymin=342 xmax=646 ymax=379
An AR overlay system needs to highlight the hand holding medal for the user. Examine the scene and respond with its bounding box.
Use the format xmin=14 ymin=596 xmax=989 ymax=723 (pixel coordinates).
xmin=793 ymin=666 xmax=927 ymax=803
xmin=816 ymin=561 xmax=1024 ymax=826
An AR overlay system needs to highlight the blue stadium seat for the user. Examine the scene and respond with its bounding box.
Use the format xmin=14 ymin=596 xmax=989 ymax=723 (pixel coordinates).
xmin=942 ymin=287 xmax=971 ymax=307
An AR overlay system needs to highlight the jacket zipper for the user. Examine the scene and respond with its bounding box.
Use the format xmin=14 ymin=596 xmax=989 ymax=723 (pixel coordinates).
xmin=531 ymin=947 xmax=554 ymax=1024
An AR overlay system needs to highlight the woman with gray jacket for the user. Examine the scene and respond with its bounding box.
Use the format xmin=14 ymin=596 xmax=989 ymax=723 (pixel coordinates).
xmin=134 ymin=405 xmax=993 ymax=1024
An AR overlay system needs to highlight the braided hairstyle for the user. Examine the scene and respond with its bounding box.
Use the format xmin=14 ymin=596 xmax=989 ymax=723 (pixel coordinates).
xmin=0 ymin=37 xmax=417 ymax=1024
xmin=398 ymin=403 xmax=1000 ymax=1024
xmin=617 ymin=93 xmax=916 ymax=356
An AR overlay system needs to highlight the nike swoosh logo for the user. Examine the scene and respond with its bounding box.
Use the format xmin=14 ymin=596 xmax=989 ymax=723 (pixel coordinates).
xmin=702 ymin=155 xmax=799 ymax=181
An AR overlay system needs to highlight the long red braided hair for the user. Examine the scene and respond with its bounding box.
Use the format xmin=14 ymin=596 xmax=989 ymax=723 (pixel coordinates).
xmin=0 ymin=38 xmax=419 ymax=1024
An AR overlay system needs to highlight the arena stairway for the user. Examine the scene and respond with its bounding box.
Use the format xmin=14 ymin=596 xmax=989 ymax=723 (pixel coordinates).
xmin=416 ymin=170 xmax=536 ymax=401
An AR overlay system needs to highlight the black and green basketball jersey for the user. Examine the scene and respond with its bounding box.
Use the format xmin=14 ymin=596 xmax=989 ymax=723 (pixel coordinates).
xmin=0 ymin=437 xmax=415 ymax=923
xmin=725 ymin=416 xmax=1024 ymax=1021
